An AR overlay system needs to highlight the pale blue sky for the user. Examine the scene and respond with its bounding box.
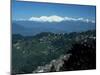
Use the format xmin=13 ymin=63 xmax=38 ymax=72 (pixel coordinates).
xmin=12 ymin=0 xmax=96 ymax=21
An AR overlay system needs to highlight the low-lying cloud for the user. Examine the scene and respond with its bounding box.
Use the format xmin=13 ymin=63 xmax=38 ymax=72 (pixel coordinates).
xmin=29 ymin=15 xmax=64 ymax=22
xmin=17 ymin=15 xmax=95 ymax=23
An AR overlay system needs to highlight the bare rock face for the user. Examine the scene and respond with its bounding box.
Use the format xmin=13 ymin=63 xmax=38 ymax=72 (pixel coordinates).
xmin=33 ymin=54 xmax=71 ymax=73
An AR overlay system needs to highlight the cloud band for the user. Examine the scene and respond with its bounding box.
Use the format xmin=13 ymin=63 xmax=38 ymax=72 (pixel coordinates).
xmin=16 ymin=15 xmax=95 ymax=23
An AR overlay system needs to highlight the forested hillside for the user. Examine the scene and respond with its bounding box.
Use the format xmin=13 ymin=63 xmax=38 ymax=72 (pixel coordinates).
xmin=12 ymin=30 xmax=96 ymax=74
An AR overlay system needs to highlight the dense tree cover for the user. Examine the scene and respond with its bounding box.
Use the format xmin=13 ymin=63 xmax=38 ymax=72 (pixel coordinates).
xmin=12 ymin=30 xmax=96 ymax=74
xmin=60 ymin=38 xmax=96 ymax=71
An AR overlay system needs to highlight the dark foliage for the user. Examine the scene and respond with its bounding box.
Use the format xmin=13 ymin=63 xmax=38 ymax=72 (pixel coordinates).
xmin=60 ymin=39 xmax=96 ymax=71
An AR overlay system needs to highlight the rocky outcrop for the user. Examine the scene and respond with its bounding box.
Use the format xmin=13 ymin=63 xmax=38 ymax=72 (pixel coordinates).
xmin=33 ymin=54 xmax=71 ymax=73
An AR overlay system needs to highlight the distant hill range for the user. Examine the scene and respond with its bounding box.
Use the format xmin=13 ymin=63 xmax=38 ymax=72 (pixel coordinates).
xmin=12 ymin=21 xmax=96 ymax=36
